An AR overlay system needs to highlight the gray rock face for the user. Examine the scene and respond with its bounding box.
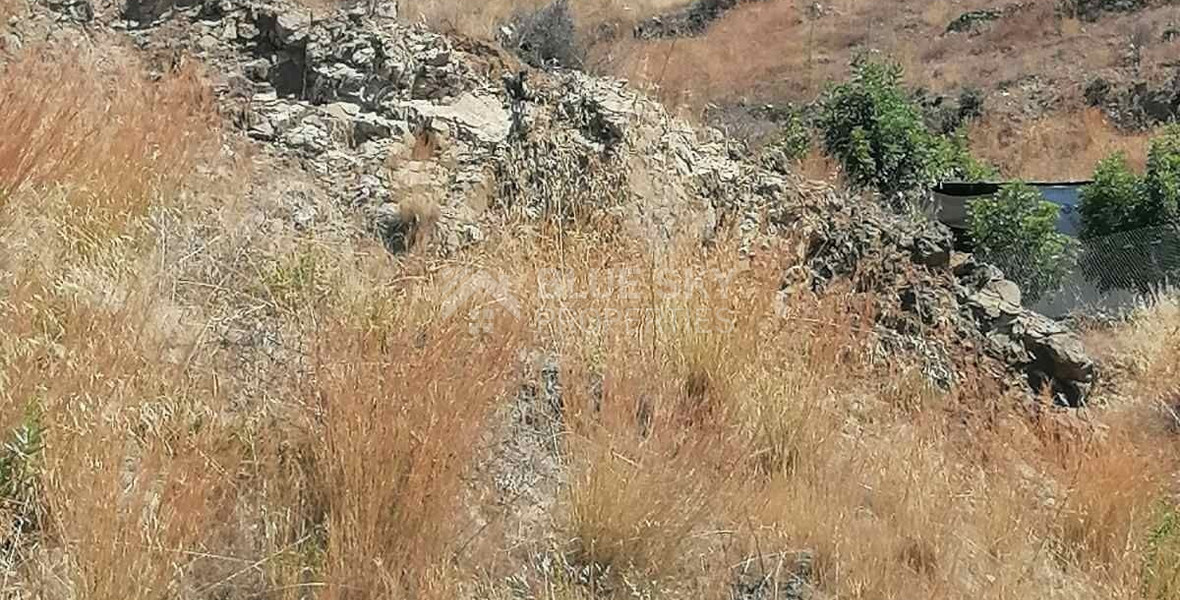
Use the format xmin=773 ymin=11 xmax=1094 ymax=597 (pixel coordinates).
xmin=405 ymin=93 xmax=510 ymax=145
xmin=46 ymin=0 xmax=94 ymax=22
xmin=633 ymin=0 xmax=743 ymax=40
xmin=0 ymin=32 xmax=22 ymax=54
xmin=957 ymin=257 xmax=1096 ymax=405
xmin=731 ymin=550 xmax=813 ymax=600
xmin=798 ymin=197 xmax=1096 ymax=405
xmin=1085 ymin=72 xmax=1180 ymax=129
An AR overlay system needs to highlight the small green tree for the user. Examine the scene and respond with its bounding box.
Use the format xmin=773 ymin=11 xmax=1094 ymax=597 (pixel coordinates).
xmin=1079 ymin=126 xmax=1180 ymax=291
xmin=933 ymin=129 xmax=998 ymax=183
xmin=819 ymin=56 xmax=993 ymax=200
xmin=761 ymin=104 xmax=813 ymax=171
xmin=969 ymin=183 xmax=1078 ymax=303
xmin=819 ymin=57 xmax=942 ymax=196
xmin=1083 ymin=126 xmax=1180 ymax=237
xmin=1079 ymin=152 xmax=1144 ymax=239
xmin=1142 ymin=125 xmax=1180 ymax=223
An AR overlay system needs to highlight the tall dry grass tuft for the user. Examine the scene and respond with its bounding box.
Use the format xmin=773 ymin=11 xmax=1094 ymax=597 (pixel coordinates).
xmin=549 ymin=243 xmax=753 ymax=588
xmin=0 ymin=49 xmax=216 ymax=237
xmin=0 ymin=43 xmax=227 ymax=598
xmin=1086 ymin=296 xmax=1180 ymax=409
xmin=4 ymin=7 xmax=1180 ymax=599
xmin=35 ymin=290 xmax=239 ymax=600
xmin=308 ymin=297 xmax=520 ymax=597
xmin=1054 ymin=431 xmax=1168 ymax=573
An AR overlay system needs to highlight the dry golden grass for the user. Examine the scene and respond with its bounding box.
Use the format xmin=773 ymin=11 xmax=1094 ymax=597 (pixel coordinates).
xmin=4 ymin=20 xmax=1180 ymax=600
xmin=452 ymin=233 xmax=1180 ymax=599
xmin=35 ymin=299 xmax=239 ymax=600
xmin=969 ymin=108 xmax=1152 ymax=180
xmin=598 ymin=0 xmax=1172 ymax=180
xmin=609 ymin=0 xmax=1140 ymax=105
xmin=310 ymin=303 xmax=519 ymax=597
xmin=607 ymin=0 xmax=810 ymax=107
xmin=0 ymin=44 xmax=230 ymax=599
xmin=398 ymin=0 xmax=685 ymax=38
xmin=0 ymin=49 xmax=215 ymax=239
xmin=1087 ymin=297 xmax=1180 ymax=408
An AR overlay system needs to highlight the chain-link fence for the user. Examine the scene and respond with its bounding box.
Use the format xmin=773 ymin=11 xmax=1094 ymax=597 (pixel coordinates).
xmin=1026 ymin=225 xmax=1180 ymax=317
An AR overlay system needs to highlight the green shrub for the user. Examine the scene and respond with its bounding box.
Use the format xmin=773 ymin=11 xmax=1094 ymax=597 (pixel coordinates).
xmin=819 ymin=57 xmax=939 ymax=195
xmin=969 ymin=183 xmax=1078 ymax=303
xmin=1079 ymin=126 xmax=1180 ymax=291
xmin=819 ymin=56 xmax=992 ymax=201
xmin=1080 ymin=152 xmax=1145 ymax=239
xmin=0 ymin=411 xmax=44 ymax=535
xmin=934 ymin=130 xmax=998 ymax=182
xmin=1082 ymin=126 xmax=1180 ymax=237
xmin=760 ymin=104 xmax=813 ymax=170
xmin=1144 ymin=504 xmax=1180 ymax=599
xmin=775 ymin=106 xmax=813 ymax=162
xmin=1142 ymin=125 xmax=1180 ymax=222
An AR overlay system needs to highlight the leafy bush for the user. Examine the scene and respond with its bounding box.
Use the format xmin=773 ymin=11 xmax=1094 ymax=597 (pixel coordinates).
xmin=1079 ymin=126 xmax=1180 ymax=291
xmin=1081 ymin=152 xmax=1147 ymax=238
xmin=1143 ymin=125 xmax=1180 ymax=221
xmin=1144 ymin=504 xmax=1180 ymax=599
xmin=934 ymin=130 xmax=997 ymax=182
xmin=819 ymin=57 xmax=940 ymax=196
xmin=819 ymin=57 xmax=992 ymax=201
xmin=500 ymin=0 xmax=582 ymax=69
xmin=1080 ymin=126 xmax=1180 ymax=237
xmin=0 ymin=413 xmax=44 ymax=536
xmin=774 ymin=105 xmax=813 ymax=162
xmin=969 ymin=183 xmax=1079 ymax=302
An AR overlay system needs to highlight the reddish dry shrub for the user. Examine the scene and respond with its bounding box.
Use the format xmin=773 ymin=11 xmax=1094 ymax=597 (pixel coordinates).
xmin=0 ymin=44 xmax=229 ymax=598
xmin=309 ymin=304 xmax=519 ymax=597
xmin=0 ymin=48 xmax=216 ymax=229
xmin=35 ymin=292 xmax=240 ymax=600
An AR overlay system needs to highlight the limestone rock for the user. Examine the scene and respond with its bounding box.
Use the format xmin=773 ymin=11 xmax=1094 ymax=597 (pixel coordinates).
xmin=404 ymin=93 xmax=511 ymax=146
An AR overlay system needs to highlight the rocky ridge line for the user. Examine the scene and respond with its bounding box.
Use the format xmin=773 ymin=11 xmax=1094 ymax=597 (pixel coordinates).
xmin=14 ymin=0 xmax=1095 ymax=404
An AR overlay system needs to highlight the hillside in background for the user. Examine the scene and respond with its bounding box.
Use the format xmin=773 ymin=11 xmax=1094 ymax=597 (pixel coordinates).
xmin=392 ymin=0 xmax=1180 ymax=180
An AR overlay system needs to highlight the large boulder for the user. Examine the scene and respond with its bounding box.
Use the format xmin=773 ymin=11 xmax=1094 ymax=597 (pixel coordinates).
xmin=957 ymin=258 xmax=1095 ymax=405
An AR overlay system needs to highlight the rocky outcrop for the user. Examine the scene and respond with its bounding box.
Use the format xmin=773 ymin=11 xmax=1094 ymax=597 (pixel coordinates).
xmin=956 ymin=257 xmax=1095 ymax=405
xmin=795 ymin=198 xmax=1095 ymax=405
xmin=46 ymin=0 xmax=95 ymax=23
xmin=943 ymin=3 xmax=1029 ymax=35
xmin=122 ymin=0 xmax=750 ymax=254
xmin=101 ymin=0 xmax=1096 ymax=403
xmin=633 ymin=0 xmax=746 ymax=40
xmin=1067 ymin=0 xmax=1146 ymax=22
xmin=1085 ymin=73 xmax=1180 ymax=130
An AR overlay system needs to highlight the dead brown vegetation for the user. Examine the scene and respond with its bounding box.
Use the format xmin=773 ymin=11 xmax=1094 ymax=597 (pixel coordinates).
xmin=969 ymin=108 xmax=1152 ymax=180
xmin=3 ymin=18 xmax=1180 ymax=600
